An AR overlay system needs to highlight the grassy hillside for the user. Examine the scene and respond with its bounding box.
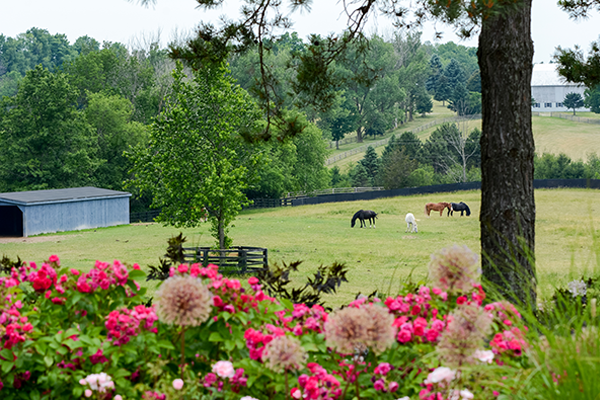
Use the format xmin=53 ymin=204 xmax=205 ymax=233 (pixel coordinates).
xmin=2 ymin=189 xmax=599 ymax=306
xmin=330 ymin=108 xmax=600 ymax=173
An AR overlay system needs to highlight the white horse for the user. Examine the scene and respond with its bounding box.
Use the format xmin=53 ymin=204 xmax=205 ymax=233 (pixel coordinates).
xmin=405 ymin=213 xmax=418 ymax=233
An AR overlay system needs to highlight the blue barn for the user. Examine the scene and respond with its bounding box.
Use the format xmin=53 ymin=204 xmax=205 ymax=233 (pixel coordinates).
xmin=0 ymin=187 xmax=131 ymax=237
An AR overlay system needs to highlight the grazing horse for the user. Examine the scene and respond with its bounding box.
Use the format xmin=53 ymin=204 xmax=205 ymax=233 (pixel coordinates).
xmin=425 ymin=202 xmax=451 ymax=217
xmin=351 ymin=210 xmax=378 ymax=228
xmin=449 ymin=202 xmax=471 ymax=217
xmin=405 ymin=213 xmax=418 ymax=233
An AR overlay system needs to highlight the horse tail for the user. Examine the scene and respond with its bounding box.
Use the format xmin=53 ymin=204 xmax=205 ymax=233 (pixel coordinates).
xmin=465 ymin=205 xmax=471 ymax=216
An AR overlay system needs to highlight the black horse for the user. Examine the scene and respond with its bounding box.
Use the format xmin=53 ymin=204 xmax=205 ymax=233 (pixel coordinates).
xmin=351 ymin=210 xmax=378 ymax=228
xmin=449 ymin=202 xmax=471 ymax=217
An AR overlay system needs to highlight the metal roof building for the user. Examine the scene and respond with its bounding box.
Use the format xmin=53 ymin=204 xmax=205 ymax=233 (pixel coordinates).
xmin=531 ymin=63 xmax=589 ymax=113
xmin=0 ymin=187 xmax=131 ymax=237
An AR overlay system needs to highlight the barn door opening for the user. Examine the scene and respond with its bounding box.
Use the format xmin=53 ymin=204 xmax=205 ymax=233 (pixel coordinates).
xmin=0 ymin=206 xmax=23 ymax=237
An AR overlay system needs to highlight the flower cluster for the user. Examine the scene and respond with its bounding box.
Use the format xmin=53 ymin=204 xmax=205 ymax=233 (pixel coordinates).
xmin=0 ymin=292 xmax=33 ymax=350
xmin=105 ymin=305 xmax=158 ymax=346
xmin=283 ymin=303 xmax=328 ymax=335
xmin=292 ymin=363 xmax=341 ymax=400
xmin=80 ymin=372 xmax=115 ymax=396
xmin=142 ymin=391 xmax=166 ymax=400
xmin=385 ymin=286 xmax=448 ymax=345
xmin=567 ymin=279 xmax=587 ymax=297
xmin=244 ymin=325 xmax=285 ymax=361
xmin=484 ymin=301 xmax=527 ymax=358
xmin=76 ymin=260 xmax=131 ymax=293
xmin=203 ymin=360 xmax=247 ymax=392
xmin=372 ymin=362 xmax=400 ymax=393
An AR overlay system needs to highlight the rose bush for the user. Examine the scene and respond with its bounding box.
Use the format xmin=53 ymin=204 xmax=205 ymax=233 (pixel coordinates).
xmin=0 ymin=246 xmax=530 ymax=399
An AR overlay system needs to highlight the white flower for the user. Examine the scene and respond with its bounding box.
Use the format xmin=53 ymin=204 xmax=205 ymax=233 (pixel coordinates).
xmin=212 ymin=360 xmax=235 ymax=378
xmin=460 ymin=389 xmax=474 ymax=399
xmin=241 ymin=397 xmax=260 ymax=400
xmin=568 ymin=280 xmax=587 ymax=297
xmin=396 ymin=397 xmax=411 ymax=400
xmin=83 ymin=372 xmax=114 ymax=393
xmin=474 ymin=349 xmax=494 ymax=364
xmin=425 ymin=367 xmax=456 ymax=384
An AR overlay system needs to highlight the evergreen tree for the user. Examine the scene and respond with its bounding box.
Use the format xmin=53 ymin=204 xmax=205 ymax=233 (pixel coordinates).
xmin=444 ymin=58 xmax=467 ymax=92
xmin=466 ymin=71 xmax=481 ymax=93
xmin=434 ymin=75 xmax=451 ymax=105
xmin=426 ymin=54 xmax=443 ymax=93
xmin=359 ymin=146 xmax=380 ymax=185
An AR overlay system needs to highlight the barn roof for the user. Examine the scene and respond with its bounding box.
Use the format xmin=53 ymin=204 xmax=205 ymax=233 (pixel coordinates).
xmin=531 ymin=63 xmax=583 ymax=87
xmin=0 ymin=187 xmax=131 ymax=206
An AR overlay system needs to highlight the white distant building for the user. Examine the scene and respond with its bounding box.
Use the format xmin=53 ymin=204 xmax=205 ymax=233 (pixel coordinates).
xmin=531 ymin=63 xmax=589 ymax=113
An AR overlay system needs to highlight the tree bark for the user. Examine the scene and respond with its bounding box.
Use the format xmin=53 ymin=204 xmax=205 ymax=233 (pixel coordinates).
xmin=478 ymin=1 xmax=536 ymax=308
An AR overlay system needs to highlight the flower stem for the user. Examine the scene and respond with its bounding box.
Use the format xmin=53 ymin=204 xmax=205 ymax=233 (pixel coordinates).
xmin=180 ymin=326 xmax=186 ymax=380
xmin=285 ymin=370 xmax=289 ymax=400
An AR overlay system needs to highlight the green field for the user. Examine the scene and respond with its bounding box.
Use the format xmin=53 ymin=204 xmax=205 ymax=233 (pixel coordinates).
xmin=2 ymin=188 xmax=599 ymax=306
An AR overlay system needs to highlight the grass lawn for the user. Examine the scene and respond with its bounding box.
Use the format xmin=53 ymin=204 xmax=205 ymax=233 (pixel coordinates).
xmin=533 ymin=116 xmax=600 ymax=161
xmin=2 ymin=188 xmax=600 ymax=306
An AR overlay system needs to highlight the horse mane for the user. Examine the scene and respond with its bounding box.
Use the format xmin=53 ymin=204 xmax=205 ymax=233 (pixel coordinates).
xmin=351 ymin=210 xmax=363 ymax=227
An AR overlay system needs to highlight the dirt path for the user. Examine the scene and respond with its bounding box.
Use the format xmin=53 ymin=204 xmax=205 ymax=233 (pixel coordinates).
xmin=0 ymin=235 xmax=81 ymax=244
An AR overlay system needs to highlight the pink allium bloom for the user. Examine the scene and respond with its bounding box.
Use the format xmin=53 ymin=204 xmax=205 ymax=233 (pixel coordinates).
xmin=425 ymin=367 xmax=456 ymax=384
xmin=172 ymin=378 xmax=184 ymax=390
xmin=212 ymin=360 xmax=235 ymax=378
xmin=155 ymin=275 xmax=213 ymax=326
xmin=429 ymin=245 xmax=479 ymax=295
xmin=474 ymin=349 xmax=494 ymax=363
xmin=263 ymin=335 xmax=306 ymax=373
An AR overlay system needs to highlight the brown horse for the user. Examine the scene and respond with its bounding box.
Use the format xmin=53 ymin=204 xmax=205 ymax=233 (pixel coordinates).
xmin=425 ymin=202 xmax=451 ymax=217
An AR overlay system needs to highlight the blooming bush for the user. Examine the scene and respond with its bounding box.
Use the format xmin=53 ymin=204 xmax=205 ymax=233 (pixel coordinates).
xmin=0 ymin=246 xmax=531 ymax=399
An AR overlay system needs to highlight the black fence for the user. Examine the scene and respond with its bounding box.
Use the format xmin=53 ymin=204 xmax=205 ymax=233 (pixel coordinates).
xmin=181 ymin=246 xmax=268 ymax=274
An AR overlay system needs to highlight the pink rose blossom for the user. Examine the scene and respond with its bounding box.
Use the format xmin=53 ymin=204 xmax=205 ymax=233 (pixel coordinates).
xmin=172 ymin=378 xmax=184 ymax=390
xmin=212 ymin=360 xmax=235 ymax=378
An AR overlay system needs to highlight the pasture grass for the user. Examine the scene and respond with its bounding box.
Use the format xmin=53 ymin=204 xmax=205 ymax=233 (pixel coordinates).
xmin=2 ymin=189 xmax=600 ymax=306
xmin=533 ymin=116 xmax=600 ymax=162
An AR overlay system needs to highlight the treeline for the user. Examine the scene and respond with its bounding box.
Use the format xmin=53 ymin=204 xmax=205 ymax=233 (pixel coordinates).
xmin=329 ymin=121 xmax=600 ymax=191
xmin=0 ymin=28 xmax=331 ymax=206
xmin=229 ymin=32 xmax=482 ymax=147
xmin=331 ymin=122 xmax=481 ymax=189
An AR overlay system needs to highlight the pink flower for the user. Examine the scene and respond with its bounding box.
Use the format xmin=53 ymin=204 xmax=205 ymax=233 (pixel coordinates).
xmin=456 ymin=296 xmax=467 ymax=305
xmin=291 ymin=388 xmax=302 ymax=399
xmin=85 ymin=389 xmax=93 ymax=397
xmin=474 ymin=349 xmax=494 ymax=363
xmin=374 ymin=362 xmax=392 ymax=375
xmin=178 ymin=264 xmax=189 ymax=274
xmin=373 ymin=379 xmax=386 ymax=391
xmin=397 ymin=329 xmax=412 ymax=343
xmin=172 ymin=378 xmax=184 ymax=390
xmin=388 ymin=381 xmax=399 ymax=392
xmin=212 ymin=360 xmax=235 ymax=378
xmin=48 ymin=255 xmax=60 ymax=264
xmin=115 ymin=396 xmax=123 ymax=400
xmin=425 ymin=367 xmax=456 ymax=384
xmin=248 ymin=277 xmax=259 ymax=285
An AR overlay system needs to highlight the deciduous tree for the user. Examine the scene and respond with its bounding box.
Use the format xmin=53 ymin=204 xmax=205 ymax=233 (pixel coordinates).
xmin=563 ymin=92 xmax=585 ymax=115
xmin=128 ymin=62 xmax=261 ymax=249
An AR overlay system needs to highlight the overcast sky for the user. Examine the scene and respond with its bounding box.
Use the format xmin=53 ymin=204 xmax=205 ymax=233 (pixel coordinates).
xmin=1 ymin=0 xmax=599 ymax=64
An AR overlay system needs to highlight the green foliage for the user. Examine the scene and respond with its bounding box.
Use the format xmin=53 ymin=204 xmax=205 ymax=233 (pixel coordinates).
xmin=359 ymin=146 xmax=380 ymax=186
xmin=255 ymin=260 xmax=349 ymax=310
xmin=563 ymin=92 xmax=585 ymax=115
xmin=555 ymin=40 xmax=600 ymax=89
xmin=379 ymin=147 xmax=419 ymax=189
xmin=128 ymin=62 xmax=262 ymax=249
xmin=0 ymin=65 xmax=99 ymax=192
xmin=533 ymin=153 xmax=586 ymax=179
xmin=584 ymin=85 xmax=600 ymax=113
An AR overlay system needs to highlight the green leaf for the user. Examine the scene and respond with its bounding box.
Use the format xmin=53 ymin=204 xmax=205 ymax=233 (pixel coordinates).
xmin=279 ymin=297 xmax=294 ymax=311
xmin=44 ymin=355 xmax=54 ymax=367
xmin=0 ymin=348 xmax=13 ymax=360
xmin=128 ymin=269 xmax=147 ymax=282
xmin=157 ymin=340 xmax=175 ymax=350
xmin=1 ymin=360 xmax=14 ymax=373
xmin=209 ymin=332 xmax=224 ymax=342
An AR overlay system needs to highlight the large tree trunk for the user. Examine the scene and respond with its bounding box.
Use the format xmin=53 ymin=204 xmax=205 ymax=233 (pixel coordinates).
xmin=478 ymin=1 xmax=536 ymax=308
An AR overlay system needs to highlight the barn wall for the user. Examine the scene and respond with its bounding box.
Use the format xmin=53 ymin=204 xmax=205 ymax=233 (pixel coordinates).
xmin=22 ymin=197 xmax=130 ymax=237
xmin=531 ymin=85 xmax=589 ymax=112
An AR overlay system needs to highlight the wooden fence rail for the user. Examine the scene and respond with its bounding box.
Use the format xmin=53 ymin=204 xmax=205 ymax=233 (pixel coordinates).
xmin=181 ymin=246 xmax=268 ymax=274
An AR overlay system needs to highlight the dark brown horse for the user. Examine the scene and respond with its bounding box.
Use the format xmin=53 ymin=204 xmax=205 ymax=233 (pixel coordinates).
xmin=425 ymin=202 xmax=451 ymax=217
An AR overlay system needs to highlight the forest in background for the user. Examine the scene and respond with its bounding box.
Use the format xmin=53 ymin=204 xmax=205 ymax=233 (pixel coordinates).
xmin=1 ymin=28 xmax=599 ymax=209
